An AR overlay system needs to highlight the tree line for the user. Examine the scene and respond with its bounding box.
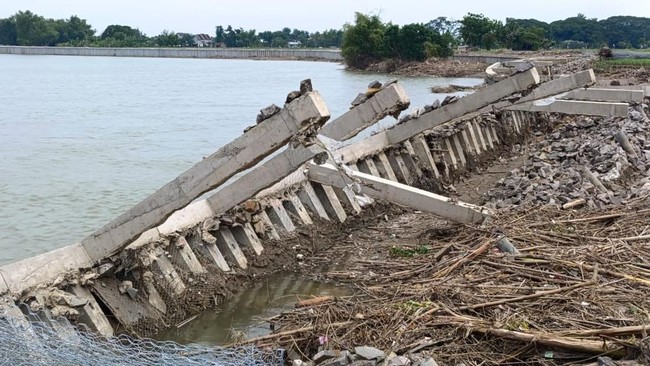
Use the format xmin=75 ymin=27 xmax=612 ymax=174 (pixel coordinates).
xmin=0 ymin=10 xmax=342 ymax=48
xmin=0 ymin=9 xmax=648 ymax=56
xmin=459 ymin=13 xmax=650 ymax=50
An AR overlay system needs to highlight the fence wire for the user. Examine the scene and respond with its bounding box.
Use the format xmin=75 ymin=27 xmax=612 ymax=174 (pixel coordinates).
xmin=0 ymin=305 xmax=283 ymax=366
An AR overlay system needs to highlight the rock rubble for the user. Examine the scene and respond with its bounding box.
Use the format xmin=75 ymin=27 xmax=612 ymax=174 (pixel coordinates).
xmin=292 ymin=346 xmax=440 ymax=366
xmin=485 ymin=105 xmax=650 ymax=209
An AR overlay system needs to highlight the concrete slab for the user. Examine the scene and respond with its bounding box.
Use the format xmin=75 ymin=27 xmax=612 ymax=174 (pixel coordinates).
xmin=82 ymin=91 xmax=330 ymax=263
xmin=308 ymin=163 xmax=491 ymax=225
xmin=506 ymin=100 xmax=629 ymax=117
xmin=562 ymin=88 xmax=644 ymax=103
xmin=209 ymin=144 xmax=325 ymax=214
xmin=0 ymin=243 xmax=92 ymax=294
xmin=337 ymin=69 xmax=540 ymax=163
xmin=320 ymin=83 xmax=409 ymax=141
xmin=92 ymin=276 xmax=162 ymax=326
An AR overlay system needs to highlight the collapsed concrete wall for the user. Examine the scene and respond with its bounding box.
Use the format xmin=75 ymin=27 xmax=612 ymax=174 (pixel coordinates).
xmin=1 ymin=68 xmax=645 ymax=340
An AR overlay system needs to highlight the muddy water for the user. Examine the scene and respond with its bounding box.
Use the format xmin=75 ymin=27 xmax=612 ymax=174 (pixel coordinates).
xmin=156 ymin=274 xmax=351 ymax=345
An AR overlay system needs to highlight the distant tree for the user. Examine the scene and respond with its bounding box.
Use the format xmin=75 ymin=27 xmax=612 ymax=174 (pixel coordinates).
xmin=341 ymin=13 xmax=386 ymax=68
xmin=550 ymin=14 xmax=602 ymax=47
xmin=0 ymin=17 xmax=17 ymax=45
xmin=155 ymin=30 xmax=179 ymax=47
xmin=53 ymin=15 xmax=94 ymax=45
xmin=459 ymin=13 xmax=503 ymax=49
xmin=179 ymin=33 xmax=194 ymax=47
xmin=101 ymin=24 xmax=145 ymax=40
xmin=14 ymin=10 xmax=58 ymax=46
xmin=501 ymin=19 xmax=550 ymax=50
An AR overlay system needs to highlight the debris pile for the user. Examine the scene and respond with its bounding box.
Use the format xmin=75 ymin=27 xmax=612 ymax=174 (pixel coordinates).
xmin=486 ymin=106 xmax=650 ymax=209
xmin=238 ymin=202 xmax=650 ymax=365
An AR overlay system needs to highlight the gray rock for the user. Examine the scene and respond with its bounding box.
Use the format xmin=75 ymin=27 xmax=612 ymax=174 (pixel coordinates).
xmin=126 ymin=287 xmax=138 ymax=300
xmin=256 ymin=104 xmax=281 ymax=124
xmin=349 ymin=361 xmax=375 ymax=366
xmin=368 ymin=80 xmax=382 ymax=89
xmin=354 ymin=346 xmax=385 ymax=361
xmin=418 ymin=357 xmax=439 ymax=366
xmin=387 ymin=356 xmax=411 ymax=366
xmin=300 ymin=79 xmax=313 ymax=94
xmin=286 ymin=90 xmax=301 ymax=104
xmin=322 ymin=351 xmax=351 ymax=366
xmin=431 ymin=100 xmax=440 ymax=109
xmin=314 ymin=350 xmax=339 ymax=364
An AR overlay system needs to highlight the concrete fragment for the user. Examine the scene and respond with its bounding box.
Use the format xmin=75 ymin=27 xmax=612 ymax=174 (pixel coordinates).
xmin=215 ymin=228 xmax=248 ymax=269
xmin=354 ymin=346 xmax=385 ymax=361
xmin=314 ymin=350 xmax=339 ymax=364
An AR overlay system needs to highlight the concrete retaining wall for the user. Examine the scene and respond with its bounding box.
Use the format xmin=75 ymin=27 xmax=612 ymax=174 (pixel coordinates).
xmin=0 ymin=46 xmax=343 ymax=61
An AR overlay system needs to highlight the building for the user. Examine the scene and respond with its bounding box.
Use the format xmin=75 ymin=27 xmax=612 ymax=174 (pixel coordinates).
xmin=287 ymin=41 xmax=302 ymax=48
xmin=193 ymin=34 xmax=213 ymax=47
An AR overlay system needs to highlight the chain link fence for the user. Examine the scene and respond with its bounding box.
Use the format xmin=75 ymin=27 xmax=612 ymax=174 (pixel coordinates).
xmin=0 ymin=304 xmax=283 ymax=366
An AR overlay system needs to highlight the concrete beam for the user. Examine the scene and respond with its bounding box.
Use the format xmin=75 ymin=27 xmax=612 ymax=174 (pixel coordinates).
xmin=284 ymin=194 xmax=314 ymax=225
xmin=296 ymin=182 xmax=330 ymax=220
xmin=255 ymin=211 xmax=281 ymax=240
xmin=231 ymin=223 xmax=264 ymax=255
xmin=518 ymin=69 xmax=596 ymax=103
xmin=308 ymin=163 xmax=491 ymax=225
xmin=0 ymin=243 xmax=92 ymax=295
xmin=149 ymin=247 xmax=186 ymax=295
xmin=168 ymin=236 xmax=205 ymax=274
xmin=373 ymin=152 xmax=398 ymax=181
xmin=310 ymin=182 xmax=347 ymax=222
xmin=69 ymin=285 xmax=114 ymax=337
xmin=266 ymin=200 xmax=297 ymax=233
xmin=562 ymin=88 xmax=644 ymax=103
xmin=320 ymin=83 xmax=409 ymax=141
xmin=409 ymin=135 xmax=440 ymax=178
xmin=187 ymin=234 xmax=231 ymax=272
xmin=337 ymin=68 xmax=541 ymax=163
xmin=215 ymin=228 xmax=248 ymax=269
xmin=82 ymin=91 xmax=330 ymax=263
xmin=506 ymin=100 xmax=629 ymax=117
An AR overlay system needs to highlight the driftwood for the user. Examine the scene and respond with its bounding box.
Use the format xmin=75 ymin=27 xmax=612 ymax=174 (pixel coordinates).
xmin=295 ymin=296 xmax=334 ymax=308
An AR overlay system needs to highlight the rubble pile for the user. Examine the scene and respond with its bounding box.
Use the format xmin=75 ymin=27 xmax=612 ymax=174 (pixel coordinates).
xmin=486 ymin=105 xmax=650 ymax=209
xmin=551 ymin=54 xmax=594 ymax=75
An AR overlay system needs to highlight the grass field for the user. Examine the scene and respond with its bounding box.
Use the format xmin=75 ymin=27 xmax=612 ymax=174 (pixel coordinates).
xmin=594 ymin=58 xmax=650 ymax=69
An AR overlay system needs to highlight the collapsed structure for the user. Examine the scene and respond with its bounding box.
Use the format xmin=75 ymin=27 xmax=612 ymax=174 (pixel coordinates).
xmin=0 ymin=60 xmax=648 ymax=364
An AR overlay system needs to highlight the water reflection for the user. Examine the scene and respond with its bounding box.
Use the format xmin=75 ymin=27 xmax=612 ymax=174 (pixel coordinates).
xmin=156 ymin=274 xmax=350 ymax=345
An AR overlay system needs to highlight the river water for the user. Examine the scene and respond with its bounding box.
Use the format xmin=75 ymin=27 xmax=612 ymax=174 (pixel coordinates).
xmin=0 ymin=54 xmax=482 ymax=265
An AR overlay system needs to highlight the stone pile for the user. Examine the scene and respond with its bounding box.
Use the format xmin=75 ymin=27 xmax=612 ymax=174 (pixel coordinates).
xmin=485 ymin=105 xmax=650 ymax=209
xmin=291 ymin=346 xmax=440 ymax=366
xmin=551 ymin=55 xmax=595 ymax=75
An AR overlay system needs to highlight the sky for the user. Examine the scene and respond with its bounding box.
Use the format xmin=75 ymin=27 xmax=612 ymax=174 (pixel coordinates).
xmin=1 ymin=0 xmax=648 ymax=36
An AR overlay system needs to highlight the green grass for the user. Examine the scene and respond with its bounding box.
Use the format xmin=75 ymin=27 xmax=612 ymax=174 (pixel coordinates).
xmin=389 ymin=245 xmax=431 ymax=258
xmin=594 ymin=58 xmax=650 ymax=69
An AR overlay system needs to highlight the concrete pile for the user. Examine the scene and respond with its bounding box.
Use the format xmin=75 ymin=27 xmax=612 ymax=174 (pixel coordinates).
xmin=486 ymin=105 xmax=650 ymax=209
xmin=292 ymin=346 xmax=440 ymax=366
xmin=551 ymin=55 xmax=595 ymax=75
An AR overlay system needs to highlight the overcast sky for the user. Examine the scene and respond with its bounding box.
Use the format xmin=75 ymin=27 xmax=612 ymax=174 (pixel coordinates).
xmin=1 ymin=0 xmax=648 ymax=36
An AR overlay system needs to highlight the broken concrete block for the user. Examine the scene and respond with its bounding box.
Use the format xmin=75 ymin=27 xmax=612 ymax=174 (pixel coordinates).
xmin=354 ymin=346 xmax=385 ymax=361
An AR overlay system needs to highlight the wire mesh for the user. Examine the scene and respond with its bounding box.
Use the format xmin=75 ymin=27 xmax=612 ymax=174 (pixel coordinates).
xmin=0 ymin=304 xmax=283 ymax=366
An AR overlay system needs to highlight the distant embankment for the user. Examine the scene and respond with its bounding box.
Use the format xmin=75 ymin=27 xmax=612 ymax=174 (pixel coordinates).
xmin=449 ymin=55 xmax=520 ymax=64
xmin=0 ymin=46 xmax=343 ymax=61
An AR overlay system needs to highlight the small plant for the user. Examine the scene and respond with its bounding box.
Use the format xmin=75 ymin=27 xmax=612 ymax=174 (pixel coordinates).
xmin=389 ymin=245 xmax=431 ymax=257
